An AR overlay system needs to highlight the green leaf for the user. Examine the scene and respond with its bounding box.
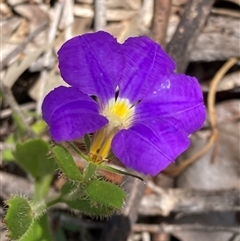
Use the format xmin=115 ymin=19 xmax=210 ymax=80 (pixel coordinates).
xmin=86 ymin=180 xmax=125 ymax=209
xmin=34 ymin=174 xmax=53 ymax=201
xmin=19 ymin=214 xmax=54 ymax=241
xmin=52 ymin=145 xmax=83 ymax=181
xmin=65 ymin=199 xmax=114 ymax=216
xmin=5 ymin=196 xmax=33 ymax=240
xmin=83 ymin=162 xmax=97 ymax=181
xmin=2 ymin=149 xmax=15 ymax=161
xmin=60 ymin=181 xmax=77 ymax=197
xmin=12 ymin=112 xmax=27 ymax=138
xmin=14 ymin=139 xmax=56 ymax=179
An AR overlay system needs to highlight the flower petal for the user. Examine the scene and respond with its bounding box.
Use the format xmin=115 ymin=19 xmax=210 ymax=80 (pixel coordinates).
xmin=135 ymin=73 xmax=206 ymax=136
xmin=112 ymin=123 xmax=190 ymax=176
xmin=58 ymin=31 xmax=124 ymax=104
xmin=118 ymin=36 xmax=175 ymax=103
xmin=42 ymin=86 xmax=108 ymax=142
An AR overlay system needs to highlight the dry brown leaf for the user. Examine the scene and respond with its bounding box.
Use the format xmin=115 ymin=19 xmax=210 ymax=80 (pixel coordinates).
xmin=0 ymin=2 xmax=13 ymax=19
xmin=1 ymin=16 xmax=21 ymax=42
xmin=74 ymin=4 xmax=94 ymax=18
xmin=9 ymin=18 xmax=29 ymax=44
xmin=106 ymin=9 xmax=137 ymax=21
xmin=7 ymin=0 xmax=28 ymax=6
xmin=14 ymin=3 xmax=49 ymax=32
xmin=106 ymin=0 xmax=141 ymax=10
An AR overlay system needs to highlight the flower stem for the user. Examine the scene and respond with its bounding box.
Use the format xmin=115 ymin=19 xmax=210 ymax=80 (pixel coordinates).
xmin=46 ymin=196 xmax=62 ymax=208
xmin=67 ymin=141 xmax=89 ymax=161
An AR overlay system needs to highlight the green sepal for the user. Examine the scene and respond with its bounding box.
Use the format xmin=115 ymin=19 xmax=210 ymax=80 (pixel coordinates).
xmin=83 ymin=134 xmax=91 ymax=153
xmin=100 ymin=163 xmax=144 ymax=182
xmin=4 ymin=196 xmax=33 ymax=240
xmin=14 ymin=139 xmax=56 ymax=179
xmin=86 ymin=180 xmax=125 ymax=209
xmin=83 ymin=162 xmax=97 ymax=181
xmin=106 ymin=151 xmax=114 ymax=159
xmin=65 ymin=199 xmax=114 ymax=217
xmin=67 ymin=141 xmax=89 ymax=161
xmin=52 ymin=144 xmax=83 ymax=181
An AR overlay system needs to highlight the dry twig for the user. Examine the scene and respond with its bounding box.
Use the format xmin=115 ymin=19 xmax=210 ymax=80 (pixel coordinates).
xmin=36 ymin=2 xmax=63 ymax=114
xmin=1 ymin=173 xmax=239 ymax=217
xmin=0 ymin=102 xmax=35 ymax=119
xmin=166 ymin=0 xmax=215 ymax=72
xmin=94 ymin=0 xmax=106 ymax=31
xmin=151 ymin=0 xmax=172 ymax=47
xmin=0 ymin=82 xmax=35 ymax=138
xmin=139 ymin=181 xmax=240 ymax=216
xmin=1 ymin=22 xmax=48 ymax=71
xmin=133 ymin=223 xmax=240 ymax=234
xmin=211 ymin=8 xmax=240 ymax=18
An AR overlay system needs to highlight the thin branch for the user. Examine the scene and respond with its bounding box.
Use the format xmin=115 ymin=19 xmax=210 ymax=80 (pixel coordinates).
xmin=151 ymin=0 xmax=172 ymax=47
xmin=139 ymin=186 xmax=240 ymax=216
xmin=0 ymin=82 xmax=36 ymax=138
xmin=133 ymin=224 xmax=240 ymax=234
xmin=0 ymin=102 xmax=35 ymax=119
xmin=36 ymin=2 xmax=63 ymax=114
xmin=94 ymin=0 xmax=106 ymax=31
xmin=211 ymin=8 xmax=240 ymax=18
xmin=0 ymin=22 xmax=48 ymax=70
xmin=166 ymin=0 xmax=215 ymax=72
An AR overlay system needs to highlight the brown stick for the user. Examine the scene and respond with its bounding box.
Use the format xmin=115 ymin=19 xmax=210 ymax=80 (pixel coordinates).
xmin=139 ymin=187 xmax=240 ymax=216
xmin=152 ymin=0 xmax=172 ymax=47
xmin=1 ymin=172 xmax=239 ymax=217
xmin=0 ymin=82 xmax=36 ymax=138
xmin=166 ymin=0 xmax=215 ymax=72
xmin=0 ymin=22 xmax=48 ymax=70
xmin=133 ymin=223 xmax=240 ymax=234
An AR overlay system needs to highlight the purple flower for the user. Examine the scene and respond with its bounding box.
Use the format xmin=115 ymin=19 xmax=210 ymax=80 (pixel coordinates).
xmin=42 ymin=31 xmax=206 ymax=176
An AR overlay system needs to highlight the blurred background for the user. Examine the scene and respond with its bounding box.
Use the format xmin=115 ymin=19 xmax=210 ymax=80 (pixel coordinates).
xmin=1 ymin=0 xmax=240 ymax=241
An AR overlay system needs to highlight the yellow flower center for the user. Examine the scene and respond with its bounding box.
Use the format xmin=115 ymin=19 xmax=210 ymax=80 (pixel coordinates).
xmin=89 ymin=98 xmax=135 ymax=164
